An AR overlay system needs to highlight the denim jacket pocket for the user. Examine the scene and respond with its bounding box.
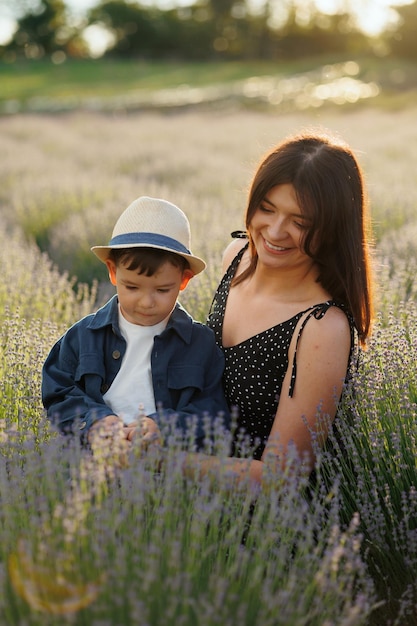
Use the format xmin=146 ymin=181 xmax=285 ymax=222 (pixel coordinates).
xmin=167 ymin=365 xmax=204 ymax=391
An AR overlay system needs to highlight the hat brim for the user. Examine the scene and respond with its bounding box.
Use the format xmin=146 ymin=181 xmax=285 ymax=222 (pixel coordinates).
xmin=91 ymin=243 xmax=206 ymax=275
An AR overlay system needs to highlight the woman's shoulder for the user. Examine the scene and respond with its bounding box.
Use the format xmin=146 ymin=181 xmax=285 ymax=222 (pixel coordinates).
xmin=221 ymin=237 xmax=249 ymax=273
xmin=300 ymin=302 xmax=352 ymax=346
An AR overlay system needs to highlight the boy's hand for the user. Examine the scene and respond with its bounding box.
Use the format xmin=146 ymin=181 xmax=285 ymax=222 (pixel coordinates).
xmin=88 ymin=415 xmax=131 ymax=469
xmin=88 ymin=415 xmax=125 ymax=444
xmin=124 ymin=417 xmax=162 ymax=448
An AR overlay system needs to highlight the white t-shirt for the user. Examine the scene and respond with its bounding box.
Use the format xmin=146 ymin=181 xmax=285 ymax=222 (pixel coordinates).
xmin=103 ymin=309 xmax=168 ymax=424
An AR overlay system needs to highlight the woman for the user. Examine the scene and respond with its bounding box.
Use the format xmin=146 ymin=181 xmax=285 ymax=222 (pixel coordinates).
xmin=186 ymin=129 xmax=373 ymax=486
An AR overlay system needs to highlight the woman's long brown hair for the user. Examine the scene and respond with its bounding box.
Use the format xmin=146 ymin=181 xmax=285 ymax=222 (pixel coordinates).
xmin=234 ymin=131 xmax=374 ymax=345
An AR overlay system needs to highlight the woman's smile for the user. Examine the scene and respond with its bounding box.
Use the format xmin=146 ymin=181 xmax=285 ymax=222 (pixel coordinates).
xmin=263 ymin=237 xmax=290 ymax=253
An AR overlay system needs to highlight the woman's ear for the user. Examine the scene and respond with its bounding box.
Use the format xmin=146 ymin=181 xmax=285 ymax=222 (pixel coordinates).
xmin=179 ymin=269 xmax=194 ymax=291
xmin=106 ymin=260 xmax=117 ymax=286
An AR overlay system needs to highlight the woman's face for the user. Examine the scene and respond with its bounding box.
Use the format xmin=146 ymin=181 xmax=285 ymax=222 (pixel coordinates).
xmin=249 ymin=184 xmax=314 ymax=272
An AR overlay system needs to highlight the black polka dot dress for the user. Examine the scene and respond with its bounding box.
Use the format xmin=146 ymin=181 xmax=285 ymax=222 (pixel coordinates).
xmin=207 ymin=244 xmax=356 ymax=460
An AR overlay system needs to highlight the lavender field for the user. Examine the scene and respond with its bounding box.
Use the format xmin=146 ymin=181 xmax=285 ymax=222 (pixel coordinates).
xmin=1 ymin=105 xmax=417 ymax=625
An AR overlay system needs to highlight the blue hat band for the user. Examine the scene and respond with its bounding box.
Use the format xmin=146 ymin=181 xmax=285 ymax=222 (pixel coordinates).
xmin=109 ymin=232 xmax=191 ymax=255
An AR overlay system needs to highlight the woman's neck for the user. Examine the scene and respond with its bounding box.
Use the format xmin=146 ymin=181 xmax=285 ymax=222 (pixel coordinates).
xmin=247 ymin=259 xmax=329 ymax=304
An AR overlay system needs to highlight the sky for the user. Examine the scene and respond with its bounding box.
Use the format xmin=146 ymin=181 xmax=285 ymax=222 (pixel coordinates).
xmin=0 ymin=0 xmax=410 ymax=52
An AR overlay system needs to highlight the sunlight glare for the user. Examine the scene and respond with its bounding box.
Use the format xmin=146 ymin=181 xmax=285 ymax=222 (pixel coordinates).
xmin=315 ymin=0 xmax=407 ymax=35
xmin=83 ymin=25 xmax=116 ymax=58
xmin=0 ymin=17 xmax=16 ymax=45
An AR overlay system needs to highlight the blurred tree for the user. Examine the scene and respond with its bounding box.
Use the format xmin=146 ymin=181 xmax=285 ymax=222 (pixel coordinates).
xmin=269 ymin=6 xmax=368 ymax=58
xmin=2 ymin=0 xmax=89 ymax=59
xmin=0 ymin=0 xmax=398 ymax=61
xmin=159 ymin=6 xmax=213 ymax=60
xmin=194 ymin=0 xmax=252 ymax=58
xmin=88 ymin=1 xmax=214 ymax=58
xmin=5 ymin=0 xmax=69 ymax=58
xmin=386 ymin=0 xmax=417 ymax=58
xmin=88 ymin=1 xmax=156 ymax=56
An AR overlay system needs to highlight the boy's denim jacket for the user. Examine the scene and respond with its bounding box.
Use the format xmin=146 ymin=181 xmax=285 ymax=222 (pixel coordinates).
xmin=42 ymin=295 xmax=230 ymax=448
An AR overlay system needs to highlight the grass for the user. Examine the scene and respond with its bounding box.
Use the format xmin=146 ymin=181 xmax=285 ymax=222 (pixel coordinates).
xmin=0 ymin=77 xmax=417 ymax=622
xmin=1 ymin=55 xmax=417 ymax=113
xmin=0 ymin=58 xmax=295 ymax=102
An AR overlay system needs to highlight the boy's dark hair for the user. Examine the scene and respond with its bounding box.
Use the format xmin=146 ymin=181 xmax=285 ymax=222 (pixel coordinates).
xmin=108 ymin=247 xmax=190 ymax=276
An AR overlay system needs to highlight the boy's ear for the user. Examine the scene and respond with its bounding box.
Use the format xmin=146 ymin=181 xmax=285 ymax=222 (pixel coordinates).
xmin=179 ymin=269 xmax=194 ymax=291
xmin=106 ymin=260 xmax=117 ymax=286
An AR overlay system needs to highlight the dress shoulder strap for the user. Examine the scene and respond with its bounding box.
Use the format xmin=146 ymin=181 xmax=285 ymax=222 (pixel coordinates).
xmin=222 ymin=239 xmax=249 ymax=278
xmin=231 ymin=230 xmax=248 ymax=239
xmin=288 ymin=301 xmax=358 ymax=397
xmin=207 ymin=242 xmax=248 ymax=322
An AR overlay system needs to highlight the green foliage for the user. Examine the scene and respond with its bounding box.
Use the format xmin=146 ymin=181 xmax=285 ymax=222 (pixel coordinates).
xmin=89 ymin=1 xmax=163 ymax=58
xmin=6 ymin=0 xmax=74 ymax=59
xmin=1 ymin=56 xmax=417 ymax=116
xmin=86 ymin=0 xmax=374 ymax=61
xmin=3 ymin=0 xmax=415 ymax=61
xmin=0 ymin=57 xmax=299 ymax=110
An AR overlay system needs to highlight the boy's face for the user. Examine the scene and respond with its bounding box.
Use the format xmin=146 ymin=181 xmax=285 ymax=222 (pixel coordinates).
xmin=106 ymin=259 xmax=191 ymax=326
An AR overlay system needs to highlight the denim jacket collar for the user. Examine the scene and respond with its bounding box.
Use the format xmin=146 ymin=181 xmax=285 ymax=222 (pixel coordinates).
xmin=86 ymin=294 xmax=194 ymax=344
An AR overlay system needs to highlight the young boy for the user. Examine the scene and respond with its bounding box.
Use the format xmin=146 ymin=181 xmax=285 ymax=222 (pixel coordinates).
xmin=42 ymin=196 xmax=230 ymax=452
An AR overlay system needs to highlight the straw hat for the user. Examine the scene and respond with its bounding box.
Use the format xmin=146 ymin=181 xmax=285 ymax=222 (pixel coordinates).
xmin=91 ymin=196 xmax=206 ymax=275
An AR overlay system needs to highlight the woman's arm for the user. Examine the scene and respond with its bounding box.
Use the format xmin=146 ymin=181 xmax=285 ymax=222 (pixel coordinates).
xmin=182 ymin=307 xmax=351 ymax=487
xmin=262 ymin=306 xmax=351 ymax=474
